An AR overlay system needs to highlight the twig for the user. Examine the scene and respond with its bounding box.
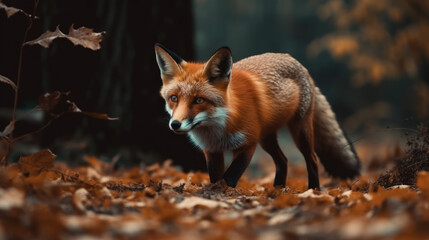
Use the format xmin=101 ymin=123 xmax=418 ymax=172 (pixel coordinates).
xmin=12 ymin=117 xmax=57 ymax=143
xmin=2 ymin=0 xmax=39 ymax=166
xmin=0 ymin=137 xmax=11 ymax=166
xmin=11 ymin=0 xmax=39 ymax=139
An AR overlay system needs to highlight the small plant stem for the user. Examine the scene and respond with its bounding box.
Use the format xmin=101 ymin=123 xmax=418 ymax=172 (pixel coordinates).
xmin=12 ymin=117 xmax=56 ymax=143
xmin=0 ymin=138 xmax=11 ymax=166
xmin=2 ymin=0 xmax=39 ymax=166
xmin=11 ymin=0 xmax=39 ymax=139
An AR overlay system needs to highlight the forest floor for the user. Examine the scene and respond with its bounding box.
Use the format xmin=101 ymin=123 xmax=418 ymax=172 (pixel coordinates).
xmin=0 ymin=147 xmax=428 ymax=240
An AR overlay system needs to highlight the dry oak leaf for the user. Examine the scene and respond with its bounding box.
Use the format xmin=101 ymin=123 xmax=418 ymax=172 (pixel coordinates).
xmin=73 ymin=188 xmax=90 ymax=212
xmin=67 ymin=25 xmax=105 ymax=50
xmin=37 ymin=91 xmax=77 ymax=115
xmin=0 ymin=188 xmax=25 ymax=210
xmin=0 ymin=74 xmax=17 ymax=91
xmin=0 ymin=2 xmax=33 ymax=18
xmin=176 ymin=196 xmax=229 ymax=209
xmin=19 ymin=149 xmax=56 ymax=177
xmin=37 ymin=91 xmax=118 ymax=120
xmin=24 ymin=25 xmax=105 ymax=50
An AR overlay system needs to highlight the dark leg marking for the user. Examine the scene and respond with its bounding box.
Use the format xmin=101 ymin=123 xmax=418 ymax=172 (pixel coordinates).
xmin=204 ymin=151 xmax=225 ymax=183
xmin=223 ymin=145 xmax=256 ymax=188
xmin=290 ymin=120 xmax=320 ymax=189
xmin=260 ymin=134 xmax=288 ymax=187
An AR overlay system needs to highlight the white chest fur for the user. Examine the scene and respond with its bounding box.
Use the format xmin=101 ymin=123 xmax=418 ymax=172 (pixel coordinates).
xmin=188 ymin=126 xmax=246 ymax=152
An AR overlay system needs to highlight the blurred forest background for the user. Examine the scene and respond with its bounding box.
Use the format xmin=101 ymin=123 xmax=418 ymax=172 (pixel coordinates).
xmin=1 ymin=0 xmax=428 ymax=172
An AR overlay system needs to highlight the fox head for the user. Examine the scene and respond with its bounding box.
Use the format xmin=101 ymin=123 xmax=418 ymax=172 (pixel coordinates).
xmin=154 ymin=43 xmax=233 ymax=134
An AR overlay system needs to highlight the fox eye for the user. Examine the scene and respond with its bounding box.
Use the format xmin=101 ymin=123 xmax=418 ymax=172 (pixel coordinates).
xmin=170 ymin=95 xmax=178 ymax=103
xmin=194 ymin=97 xmax=205 ymax=104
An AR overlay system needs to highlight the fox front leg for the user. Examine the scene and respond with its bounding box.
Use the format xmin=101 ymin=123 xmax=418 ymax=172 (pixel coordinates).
xmin=203 ymin=151 xmax=225 ymax=183
xmin=223 ymin=145 xmax=257 ymax=188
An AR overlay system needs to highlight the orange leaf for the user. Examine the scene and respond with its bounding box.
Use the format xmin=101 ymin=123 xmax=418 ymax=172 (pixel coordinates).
xmin=417 ymin=171 xmax=429 ymax=200
xmin=19 ymin=149 xmax=56 ymax=176
xmin=273 ymin=193 xmax=300 ymax=208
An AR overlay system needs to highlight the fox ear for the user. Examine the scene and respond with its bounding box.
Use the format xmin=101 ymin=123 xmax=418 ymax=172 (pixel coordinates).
xmin=154 ymin=43 xmax=184 ymax=82
xmin=203 ymin=47 xmax=232 ymax=84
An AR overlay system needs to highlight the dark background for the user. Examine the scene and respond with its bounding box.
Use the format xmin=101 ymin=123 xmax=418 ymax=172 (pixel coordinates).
xmin=1 ymin=0 xmax=428 ymax=171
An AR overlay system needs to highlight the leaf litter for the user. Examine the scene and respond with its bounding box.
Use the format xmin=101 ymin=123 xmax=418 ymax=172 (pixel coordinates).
xmin=0 ymin=149 xmax=428 ymax=239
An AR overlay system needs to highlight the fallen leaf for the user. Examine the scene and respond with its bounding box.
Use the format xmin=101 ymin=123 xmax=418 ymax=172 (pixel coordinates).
xmin=340 ymin=217 xmax=407 ymax=239
xmin=268 ymin=206 xmax=299 ymax=225
xmin=0 ymin=188 xmax=24 ymax=210
xmin=189 ymin=172 xmax=210 ymax=186
xmin=273 ymin=193 xmax=300 ymax=208
xmin=84 ymin=156 xmax=104 ymax=172
xmin=370 ymin=188 xmax=419 ymax=207
xmin=24 ymin=25 xmax=105 ymax=50
xmin=296 ymin=189 xmax=334 ymax=202
xmin=176 ymin=196 xmax=229 ymax=209
xmin=31 ymin=204 xmax=65 ymax=239
xmin=1 ymin=146 xmax=429 ymax=239
xmin=417 ymin=171 xmax=429 ymax=200
xmin=19 ymin=149 xmax=56 ymax=176
xmin=86 ymin=167 xmax=101 ymax=181
xmin=61 ymin=169 xmax=80 ymax=182
xmin=73 ymin=188 xmax=90 ymax=212
xmin=0 ymin=74 xmax=17 ymax=91
xmin=111 ymin=218 xmax=145 ymax=236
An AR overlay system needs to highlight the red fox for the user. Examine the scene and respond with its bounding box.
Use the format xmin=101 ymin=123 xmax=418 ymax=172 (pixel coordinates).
xmin=154 ymin=43 xmax=360 ymax=189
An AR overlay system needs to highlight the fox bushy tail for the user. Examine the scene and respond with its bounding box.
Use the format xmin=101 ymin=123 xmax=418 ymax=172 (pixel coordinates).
xmin=313 ymin=87 xmax=360 ymax=179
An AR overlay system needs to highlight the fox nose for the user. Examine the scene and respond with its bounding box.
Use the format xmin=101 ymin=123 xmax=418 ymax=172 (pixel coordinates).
xmin=170 ymin=120 xmax=181 ymax=130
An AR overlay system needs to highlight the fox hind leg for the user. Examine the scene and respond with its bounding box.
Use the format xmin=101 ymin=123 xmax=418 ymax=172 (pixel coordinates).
xmin=260 ymin=134 xmax=288 ymax=187
xmin=289 ymin=116 xmax=320 ymax=189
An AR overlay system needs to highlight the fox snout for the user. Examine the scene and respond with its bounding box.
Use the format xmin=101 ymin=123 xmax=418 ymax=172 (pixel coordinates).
xmin=168 ymin=118 xmax=186 ymax=133
xmin=168 ymin=118 xmax=199 ymax=134
xmin=168 ymin=108 xmax=227 ymax=134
